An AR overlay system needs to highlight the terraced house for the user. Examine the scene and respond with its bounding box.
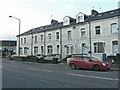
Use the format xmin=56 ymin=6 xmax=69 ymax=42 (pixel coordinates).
xmin=17 ymin=8 xmax=120 ymax=61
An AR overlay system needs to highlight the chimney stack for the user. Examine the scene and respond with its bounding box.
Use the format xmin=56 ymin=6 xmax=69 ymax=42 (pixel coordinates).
xmin=51 ymin=19 xmax=58 ymax=25
xmin=91 ymin=9 xmax=98 ymax=16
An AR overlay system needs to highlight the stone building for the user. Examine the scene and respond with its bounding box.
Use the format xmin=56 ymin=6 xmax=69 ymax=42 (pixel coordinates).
xmin=16 ymin=8 xmax=120 ymax=61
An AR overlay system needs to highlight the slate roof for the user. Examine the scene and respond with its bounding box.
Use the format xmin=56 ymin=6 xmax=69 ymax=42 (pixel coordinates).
xmin=19 ymin=8 xmax=120 ymax=37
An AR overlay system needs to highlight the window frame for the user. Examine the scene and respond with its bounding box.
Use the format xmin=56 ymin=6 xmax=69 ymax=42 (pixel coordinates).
xmin=47 ymin=45 xmax=53 ymax=54
xmin=81 ymin=28 xmax=86 ymax=38
xmin=95 ymin=26 xmax=101 ymax=35
xmin=67 ymin=30 xmax=71 ymax=39
xmin=94 ymin=42 xmax=105 ymax=53
xmin=56 ymin=32 xmax=59 ymax=40
xmin=111 ymin=23 xmax=117 ymax=34
xmin=34 ymin=36 xmax=38 ymax=43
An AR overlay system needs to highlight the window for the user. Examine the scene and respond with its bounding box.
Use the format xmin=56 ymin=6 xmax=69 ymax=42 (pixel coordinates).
xmin=70 ymin=46 xmax=73 ymax=54
xmin=66 ymin=46 xmax=69 ymax=54
xmin=56 ymin=32 xmax=59 ymax=40
xmin=41 ymin=35 xmax=43 ymax=41
xmin=112 ymin=41 xmax=118 ymax=55
xmin=21 ymin=38 xmax=23 ymax=44
xmin=81 ymin=28 xmax=86 ymax=38
xmin=77 ymin=15 xmax=84 ymax=23
xmin=34 ymin=46 xmax=38 ymax=55
xmin=77 ymin=16 xmax=80 ymax=22
xmin=41 ymin=46 xmax=44 ymax=54
xmin=82 ymin=43 xmax=87 ymax=54
xmin=111 ymin=23 xmax=117 ymax=34
xmin=48 ymin=33 xmax=51 ymax=40
xmin=35 ymin=36 xmax=37 ymax=43
xmin=95 ymin=26 xmax=100 ymax=35
xmin=24 ymin=47 xmax=28 ymax=55
xmin=94 ymin=42 xmax=105 ymax=53
xmin=57 ymin=45 xmax=59 ymax=54
xmin=67 ymin=31 xmax=71 ymax=39
xmin=47 ymin=45 xmax=53 ymax=54
xmin=24 ymin=38 xmax=26 ymax=44
xmin=20 ymin=47 xmax=23 ymax=55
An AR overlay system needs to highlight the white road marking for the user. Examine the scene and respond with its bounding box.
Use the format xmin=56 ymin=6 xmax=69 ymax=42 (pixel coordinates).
xmin=42 ymin=70 xmax=52 ymax=72
xmin=67 ymin=73 xmax=119 ymax=81
xmin=27 ymin=68 xmax=52 ymax=72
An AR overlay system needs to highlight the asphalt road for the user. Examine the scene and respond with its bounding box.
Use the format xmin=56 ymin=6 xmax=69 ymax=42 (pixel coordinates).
xmin=1 ymin=58 xmax=119 ymax=88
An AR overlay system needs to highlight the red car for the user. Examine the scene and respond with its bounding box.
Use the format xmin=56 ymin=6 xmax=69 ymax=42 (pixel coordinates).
xmin=69 ymin=55 xmax=111 ymax=71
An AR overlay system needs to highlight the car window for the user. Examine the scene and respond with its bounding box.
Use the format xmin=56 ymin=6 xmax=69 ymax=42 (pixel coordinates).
xmin=83 ymin=57 xmax=90 ymax=61
xmin=75 ymin=56 xmax=84 ymax=61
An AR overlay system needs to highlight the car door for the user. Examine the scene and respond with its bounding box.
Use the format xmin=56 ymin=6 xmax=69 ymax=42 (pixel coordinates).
xmin=75 ymin=56 xmax=85 ymax=68
xmin=83 ymin=57 xmax=93 ymax=69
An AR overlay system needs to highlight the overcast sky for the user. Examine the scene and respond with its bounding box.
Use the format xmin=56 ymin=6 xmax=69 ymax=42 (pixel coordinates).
xmin=0 ymin=0 xmax=119 ymax=40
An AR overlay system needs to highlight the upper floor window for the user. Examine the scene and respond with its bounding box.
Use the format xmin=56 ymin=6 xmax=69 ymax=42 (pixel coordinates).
xmin=35 ymin=36 xmax=37 ymax=43
xmin=21 ymin=38 xmax=23 ymax=44
xmin=56 ymin=32 xmax=59 ymax=40
xmin=94 ymin=42 xmax=105 ymax=53
xmin=95 ymin=26 xmax=100 ymax=35
xmin=67 ymin=31 xmax=71 ymax=39
xmin=48 ymin=33 xmax=51 ymax=40
xmin=24 ymin=38 xmax=26 ymax=44
xmin=81 ymin=28 xmax=86 ymax=38
xmin=41 ymin=35 xmax=43 ymax=41
xmin=47 ymin=45 xmax=53 ymax=54
xmin=111 ymin=23 xmax=117 ymax=34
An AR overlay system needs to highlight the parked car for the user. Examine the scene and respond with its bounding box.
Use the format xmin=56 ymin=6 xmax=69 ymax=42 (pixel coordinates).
xmin=69 ymin=55 xmax=111 ymax=71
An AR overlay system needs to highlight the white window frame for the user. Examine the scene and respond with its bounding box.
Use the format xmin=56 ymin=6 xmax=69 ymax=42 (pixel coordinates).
xmin=56 ymin=32 xmax=59 ymax=40
xmin=57 ymin=45 xmax=59 ymax=54
xmin=41 ymin=35 xmax=43 ymax=42
xmin=67 ymin=31 xmax=71 ymax=39
xmin=34 ymin=46 xmax=38 ymax=55
xmin=24 ymin=47 xmax=28 ymax=55
xmin=81 ymin=28 xmax=86 ymax=38
xmin=47 ymin=45 xmax=53 ymax=54
xmin=95 ymin=26 xmax=100 ymax=35
xmin=35 ymin=36 xmax=37 ymax=43
xmin=24 ymin=38 xmax=26 ymax=44
xmin=94 ymin=42 xmax=105 ymax=53
xmin=48 ymin=33 xmax=52 ymax=40
xmin=111 ymin=23 xmax=117 ymax=34
xmin=41 ymin=46 xmax=44 ymax=54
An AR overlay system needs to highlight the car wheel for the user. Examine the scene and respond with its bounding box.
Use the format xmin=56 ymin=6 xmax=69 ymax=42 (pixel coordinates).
xmin=70 ymin=64 xmax=76 ymax=69
xmin=93 ymin=65 xmax=100 ymax=71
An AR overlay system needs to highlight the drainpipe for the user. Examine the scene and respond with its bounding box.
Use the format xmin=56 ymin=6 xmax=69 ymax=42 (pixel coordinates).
xmin=44 ymin=31 xmax=46 ymax=56
xmin=31 ymin=33 xmax=33 ymax=56
xmin=60 ymin=27 xmax=62 ymax=61
xmin=88 ymin=21 xmax=92 ymax=58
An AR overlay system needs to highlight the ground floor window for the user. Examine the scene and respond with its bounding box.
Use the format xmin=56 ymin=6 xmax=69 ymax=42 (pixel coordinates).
xmin=41 ymin=46 xmax=44 ymax=54
xmin=112 ymin=41 xmax=118 ymax=55
xmin=24 ymin=47 xmax=28 ymax=55
xmin=82 ymin=43 xmax=88 ymax=54
xmin=34 ymin=46 xmax=38 ymax=55
xmin=57 ymin=45 xmax=59 ymax=54
xmin=20 ymin=47 xmax=22 ymax=55
xmin=66 ymin=45 xmax=73 ymax=55
xmin=47 ymin=45 xmax=53 ymax=54
xmin=94 ymin=42 xmax=105 ymax=53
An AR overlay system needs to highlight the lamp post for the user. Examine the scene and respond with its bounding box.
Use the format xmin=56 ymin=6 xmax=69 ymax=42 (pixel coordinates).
xmin=9 ymin=16 xmax=21 ymax=58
